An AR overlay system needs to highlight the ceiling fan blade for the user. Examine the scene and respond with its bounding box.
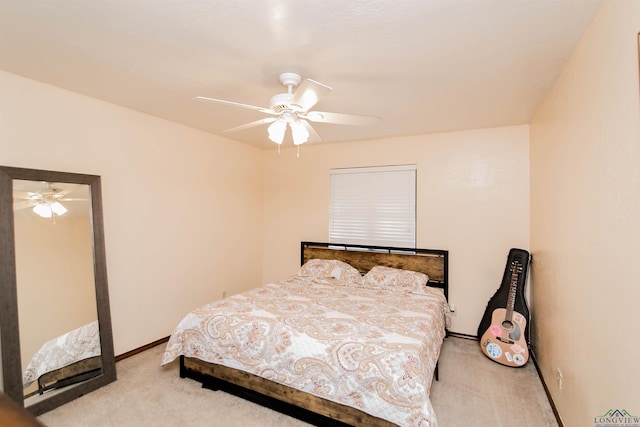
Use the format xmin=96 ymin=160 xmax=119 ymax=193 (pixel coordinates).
xmin=14 ymin=200 xmax=36 ymax=210
xmin=52 ymin=184 xmax=78 ymax=198
xmin=13 ymin=190 xmax=35 ymax=200
xmin=194 ymin=96 xmax=276 ymax=115
xmin=301 ymin=120 xmax=322 ymax=143
xmin=290 ymin=79 xmax=332 ymax=112
xmin=302 ymin=111 xmax=380 ymax=127
xmin=223 ymin=117 xmax=277 ymax=133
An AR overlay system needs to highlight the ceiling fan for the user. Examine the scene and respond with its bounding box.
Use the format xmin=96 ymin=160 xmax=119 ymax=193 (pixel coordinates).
xmin=13 ymin=182 xmax=85 ymax=218
xmin=195 ymin=72 xmax=379 ymax=152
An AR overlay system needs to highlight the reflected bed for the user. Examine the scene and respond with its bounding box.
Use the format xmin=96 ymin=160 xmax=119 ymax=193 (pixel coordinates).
xmin=162 ymin=242 xmax=449 ymax=426
xmin=23 ymin=321 xmax=101 ymax=395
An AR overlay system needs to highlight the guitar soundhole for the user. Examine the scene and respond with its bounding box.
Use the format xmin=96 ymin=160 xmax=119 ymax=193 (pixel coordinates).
xmin=501 ymin=320 xmax=513 ymax=329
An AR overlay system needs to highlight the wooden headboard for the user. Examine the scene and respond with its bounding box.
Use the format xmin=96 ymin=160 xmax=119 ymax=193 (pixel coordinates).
xmin=301 ymin=241 xmax=448 ymax=300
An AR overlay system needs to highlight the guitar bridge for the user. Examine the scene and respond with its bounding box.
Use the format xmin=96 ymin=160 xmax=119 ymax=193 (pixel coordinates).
xmin=497 ymin=336 xmax=514 ymax=345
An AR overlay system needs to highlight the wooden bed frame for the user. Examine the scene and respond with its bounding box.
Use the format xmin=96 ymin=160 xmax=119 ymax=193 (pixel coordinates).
xmin=180 ymin=241 xmax=449 ymax=426
xmin=35 ymin=356 xmax=102 ymax=395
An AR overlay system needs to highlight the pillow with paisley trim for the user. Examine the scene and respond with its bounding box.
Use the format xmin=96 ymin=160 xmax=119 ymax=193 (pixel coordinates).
xmin=362 ymin=265 xmax=429 ymax=294
xmin=297 ymin=259 xmax=363 ymax=285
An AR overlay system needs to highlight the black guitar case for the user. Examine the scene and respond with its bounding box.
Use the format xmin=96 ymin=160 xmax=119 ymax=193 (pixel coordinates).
xmin=477 ymin=248 xmax=531 ymax=344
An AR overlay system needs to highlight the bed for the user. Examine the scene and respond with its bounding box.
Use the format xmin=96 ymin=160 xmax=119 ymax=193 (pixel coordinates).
xmin=22 ymin=320 xmax=102 ymax=395
xmin=162 ymin=242 xmax=449 ymax=426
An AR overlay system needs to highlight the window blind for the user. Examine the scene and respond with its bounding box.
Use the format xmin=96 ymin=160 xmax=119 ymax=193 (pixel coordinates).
xmin=329 ymin=165 xmax=416 ymax=248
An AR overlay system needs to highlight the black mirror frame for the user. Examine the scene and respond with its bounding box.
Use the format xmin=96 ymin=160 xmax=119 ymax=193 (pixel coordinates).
xmin=0 ymin=166 xmax=116 ymax=415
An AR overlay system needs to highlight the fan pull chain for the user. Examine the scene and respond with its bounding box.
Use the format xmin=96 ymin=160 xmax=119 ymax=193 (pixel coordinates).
xmin=278 ymin=145 xmax=281 ymax=155
xmin=297 ymin=145 xmax=300 ymax=158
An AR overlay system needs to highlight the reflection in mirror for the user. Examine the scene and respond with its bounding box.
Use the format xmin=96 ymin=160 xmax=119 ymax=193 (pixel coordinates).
xmin=0 ymin=166 xmax=116 ymax=416
xmin=13 ymin=180 xmax=101 ymax=402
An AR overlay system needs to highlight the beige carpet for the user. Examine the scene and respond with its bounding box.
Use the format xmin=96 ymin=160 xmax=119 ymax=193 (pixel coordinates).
xmin=38 ymin=337 xmax=558 ymax=427
xmin=430 ymin=337 xmax=558 ymax=427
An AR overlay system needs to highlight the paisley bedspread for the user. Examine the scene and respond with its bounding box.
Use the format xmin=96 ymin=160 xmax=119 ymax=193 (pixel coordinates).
xmin=162 ymin=275 xmax=450 ymax=426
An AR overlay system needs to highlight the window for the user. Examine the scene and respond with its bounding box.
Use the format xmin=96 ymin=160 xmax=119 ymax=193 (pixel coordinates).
xmin=329 ymin=165 xmax=416 ymax=248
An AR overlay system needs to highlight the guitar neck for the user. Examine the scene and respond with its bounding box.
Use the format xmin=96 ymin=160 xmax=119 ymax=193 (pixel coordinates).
xmin=504 ymin=264 xmax=520 ymax=321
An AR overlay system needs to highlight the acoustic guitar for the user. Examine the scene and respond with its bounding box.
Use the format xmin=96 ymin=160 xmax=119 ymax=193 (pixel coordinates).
xmin=479 ymin=252 xmax=530 ymax=367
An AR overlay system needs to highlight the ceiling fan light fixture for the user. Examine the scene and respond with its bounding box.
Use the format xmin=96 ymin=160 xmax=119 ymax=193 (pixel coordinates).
xmin=50 ymin=201 xmax=68 ymax=216
xmin=267 ymin=118 xmax=287 ymax=144
xmin=290 ymin=120 xmax=310 ymax=145
xmin=32 ymin=200 xmax=68 ymax=218
xmin=33 ymin=203 xmax=53 ymax=218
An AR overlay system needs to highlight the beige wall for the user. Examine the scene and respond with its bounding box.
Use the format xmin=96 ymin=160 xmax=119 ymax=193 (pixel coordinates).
xmin=262 ymin=125 xmax=530 ymax=336
xmin=0 ymin=71 xmax=265 ymax=356
xmin=530 ymin=1 xmax=640 ymax=425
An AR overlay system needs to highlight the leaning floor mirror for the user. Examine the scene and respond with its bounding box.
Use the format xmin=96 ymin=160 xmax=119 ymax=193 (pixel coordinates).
xmin=0 ymin=166 xmax=116 ymax=416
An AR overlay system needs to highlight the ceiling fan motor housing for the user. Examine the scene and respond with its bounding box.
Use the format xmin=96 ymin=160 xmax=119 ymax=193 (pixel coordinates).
xmin=270 ymin=73 xmax=303 ymax=112
xmin=269 ymin=93 xmax=294 ymax=113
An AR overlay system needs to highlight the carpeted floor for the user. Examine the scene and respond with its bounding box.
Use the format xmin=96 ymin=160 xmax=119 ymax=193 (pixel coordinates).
xmin=430 ymin=337 xmax=558 ymax=427
xmin=38 ymin=336 xmax=558 ymax=427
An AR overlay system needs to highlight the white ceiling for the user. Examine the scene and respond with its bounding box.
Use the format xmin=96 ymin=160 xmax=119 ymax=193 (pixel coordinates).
xmin=0 ymin=0 xmax=602 ymax=149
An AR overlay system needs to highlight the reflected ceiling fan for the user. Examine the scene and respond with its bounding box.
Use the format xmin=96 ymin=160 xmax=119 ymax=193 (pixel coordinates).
xmin=13 ymin=182 xmax=85 ymax=218
xmin=195 ymin=72 xmax=379 ymax=153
